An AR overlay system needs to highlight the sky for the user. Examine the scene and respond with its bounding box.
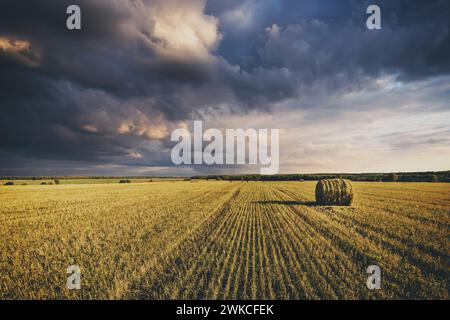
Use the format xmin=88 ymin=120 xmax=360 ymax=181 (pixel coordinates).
xmin=0 ymin=0 xmax=449 ymax=176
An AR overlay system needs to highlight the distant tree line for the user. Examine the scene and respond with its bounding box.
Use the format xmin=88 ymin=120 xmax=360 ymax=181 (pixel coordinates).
xmin=0 ymin=176 xmax=158 ymax=180
xmin=191 ymin=171 xmax=450 ymax=182
xmin=1 ymin=171 xmax=449 ymax=183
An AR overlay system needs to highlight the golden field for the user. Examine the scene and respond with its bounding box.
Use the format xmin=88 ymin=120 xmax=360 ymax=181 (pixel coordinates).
xmin=0 ymin=181 xmax=448 ymax=299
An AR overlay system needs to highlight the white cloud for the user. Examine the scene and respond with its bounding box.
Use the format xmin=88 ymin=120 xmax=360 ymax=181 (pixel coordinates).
xmin=125 ymin=0 xmax=221 ymax=62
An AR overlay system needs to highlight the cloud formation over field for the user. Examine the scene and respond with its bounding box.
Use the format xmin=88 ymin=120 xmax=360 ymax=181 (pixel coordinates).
xmin=0 ymin=0 xmax=449 ymax=175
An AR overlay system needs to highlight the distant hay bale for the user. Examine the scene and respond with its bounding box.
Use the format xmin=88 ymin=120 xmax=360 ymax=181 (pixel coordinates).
xmin=40 ymin=181 xmax=55 ymax=185
xmin=315 ymin=179 xmax=354 ymax=206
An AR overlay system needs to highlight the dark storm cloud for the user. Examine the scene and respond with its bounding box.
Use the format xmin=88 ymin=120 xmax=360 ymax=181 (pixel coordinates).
xmin=0 ymin=0 xmax=222 ymax=108
xmin=0 ymin=0 xmax=224 ymax=170
xmin=213 ymin=0 xmax=450 ymax=96
xmin=0 ymin=0 xmax=449 ymax=174
xmin=210 ymin=0 xmax=450 ymax=76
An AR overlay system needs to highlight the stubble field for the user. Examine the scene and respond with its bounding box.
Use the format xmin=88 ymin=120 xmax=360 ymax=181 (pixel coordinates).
xmin=0 ymin=181 xmax=448 ymax=299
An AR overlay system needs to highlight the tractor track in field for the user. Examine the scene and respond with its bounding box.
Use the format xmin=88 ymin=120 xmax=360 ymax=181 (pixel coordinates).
xmin=131 ymin=184 xmax=373 ymax=299
xmin=129 ymin=184 xmax=303 ymax=299
xmin=126 ymin=184 xmax=243 ymax=299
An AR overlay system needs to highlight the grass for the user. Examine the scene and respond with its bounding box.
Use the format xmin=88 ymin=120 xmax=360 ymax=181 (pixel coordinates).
xmin=0 ymin=181 xmax=448 ymax=299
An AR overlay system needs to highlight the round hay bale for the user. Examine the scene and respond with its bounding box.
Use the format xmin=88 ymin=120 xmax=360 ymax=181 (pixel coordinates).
xmin=315 ymin=179 xmax=354 ymax=206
